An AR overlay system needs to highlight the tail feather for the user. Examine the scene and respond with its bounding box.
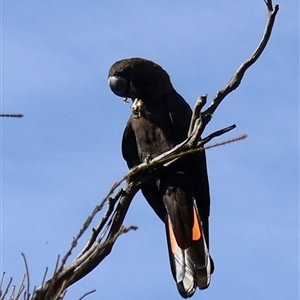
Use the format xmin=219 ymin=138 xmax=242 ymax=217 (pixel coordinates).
xmin=166 ymin=216 xmax=196 ymax=298
xmin=191 ymin=200 xmax=212 ymax=289
xmin=165 ymin=201 xmax=213 ymax=298
xmin=195 ymin=254 xmax=212 ymax=290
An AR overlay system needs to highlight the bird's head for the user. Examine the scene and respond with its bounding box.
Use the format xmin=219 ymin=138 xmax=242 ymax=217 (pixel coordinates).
xmin=108 ymin=57 xmax=173 ymax=105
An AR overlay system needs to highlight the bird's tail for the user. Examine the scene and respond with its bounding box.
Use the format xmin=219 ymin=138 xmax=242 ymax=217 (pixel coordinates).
xmin=191 ymin=201 xmax=212 ymax=290
xmin=165 ymin=201 xmax=212 ymax=298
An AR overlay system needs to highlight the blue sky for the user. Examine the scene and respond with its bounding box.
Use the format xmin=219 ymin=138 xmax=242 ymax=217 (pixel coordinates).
xmin=0 ymin=1 xmax=298 ymax=299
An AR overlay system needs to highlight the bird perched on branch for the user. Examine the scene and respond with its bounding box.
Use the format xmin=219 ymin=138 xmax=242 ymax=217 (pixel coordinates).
xmin=108 ymin=57 xmax=214 ymax=298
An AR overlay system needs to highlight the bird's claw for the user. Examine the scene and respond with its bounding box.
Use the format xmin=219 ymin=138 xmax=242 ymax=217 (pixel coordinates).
xmin=131 ymin=98 xmax=144 ymax=118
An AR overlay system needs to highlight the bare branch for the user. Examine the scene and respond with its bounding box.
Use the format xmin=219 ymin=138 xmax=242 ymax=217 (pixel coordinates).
xmin=188 ymin=95 xmax=207 ymax=137
xmin=0 ymin=114 xmax=24 ymax=118
xmin=14 ymin=273 xmax=26 ymax=300
xmin=8 ymin=286 xmax=16 ymax=300
xmin=78 ymin=289 xmax=96 ymax=300
xmin=0 ymin=273 xmax=13 ymax=300
xmin=77 ymin=188 xmax=124 ymax=259
xmin=203 ymin=1 xmax=279 ymax=116
xmin=204 ymin=134 xmax=247 ymax=150
xmin=54 ymin=177 xmax=127 ymax=278
xmin=41 ymin=268 xmax=48 ymax=288
xmin=21 ymin=253 xmax=30 ymax=300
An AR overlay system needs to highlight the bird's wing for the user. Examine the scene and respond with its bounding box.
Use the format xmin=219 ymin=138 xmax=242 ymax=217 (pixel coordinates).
xmin=122 ymin=119 xmax=166 ymax=221
xmin=165 ymin=90 xmax=192 ymax=142
xmin=122 ymin=120 xmax=140 ymax=169
xmin=165 ymin=90 xmax=211 ymax=246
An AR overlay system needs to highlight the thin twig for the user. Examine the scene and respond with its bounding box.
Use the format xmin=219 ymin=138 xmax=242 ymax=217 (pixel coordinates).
xmin=78 ymin=289 xmax=96 ymax=300
xmin=44 ymin=255 xmax=60 ymax=300
xmin=0 ymin=114 xmax=24 ymax=118
xmin=56 ymin=178 xmax=127 ymax=275
xmin=77 ymin=189 xmax=124 ymax=259
xmin=41 ymin=268 xmax=48 ymax=287
xmin=21 ymin=253 xmax=30 ymax=300
xmin=188 ymin=95 xmax=207 ymax=137
xmin=0 ymin=273 xmax=5 ymax=295
xmin=8 ymin=285 xmax=16 ymax=300
xmin=14 ymin=273 xmax=26 ymax=300
xmin=0 ymin=275 xmax=12 ymax=300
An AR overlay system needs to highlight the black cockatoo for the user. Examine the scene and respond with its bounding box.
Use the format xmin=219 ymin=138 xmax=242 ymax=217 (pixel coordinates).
xmin=108 ymin=58 xmax=214 ymax=298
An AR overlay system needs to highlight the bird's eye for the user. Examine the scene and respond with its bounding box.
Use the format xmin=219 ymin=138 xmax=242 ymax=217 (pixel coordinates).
xmin=108 ymin=76 xmax=129 ymax=97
